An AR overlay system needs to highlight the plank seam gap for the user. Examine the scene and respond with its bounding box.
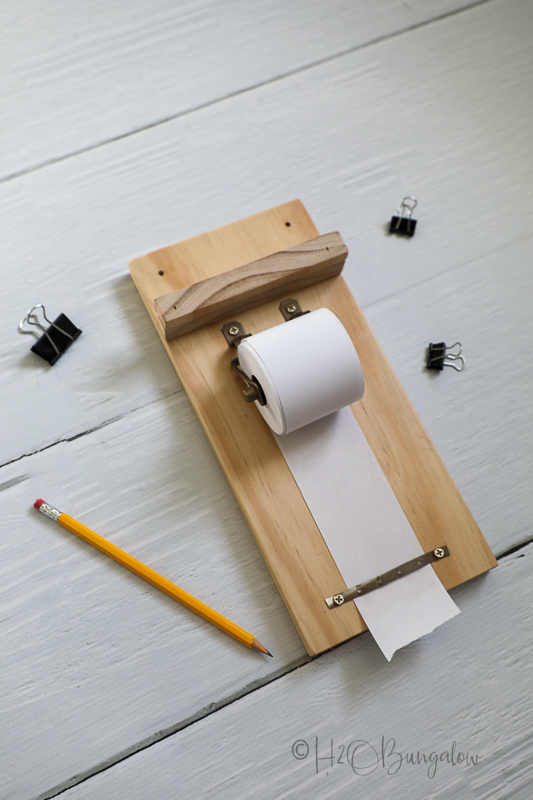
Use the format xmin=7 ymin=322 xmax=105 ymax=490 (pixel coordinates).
xmin=0 ymin=416 xmax=126 ymax=471
xmin=32 ymin=538 xmax=527 ymax=799
xmin=0 ymin=389 xmax=179 ymax=471
xmin=495 ymin=537 xmax=533 ymax=561
xmin=1 ymin=0 xmax=493 ymax=186
xmin=35 ymin=655 xmax=311 ymax=800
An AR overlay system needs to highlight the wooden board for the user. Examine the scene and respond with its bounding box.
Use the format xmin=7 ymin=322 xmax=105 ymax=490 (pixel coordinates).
xmin=130 ymin=199 xmax=497 ymax=656
xmin=155 ymin=231 xmax=348 ymax=339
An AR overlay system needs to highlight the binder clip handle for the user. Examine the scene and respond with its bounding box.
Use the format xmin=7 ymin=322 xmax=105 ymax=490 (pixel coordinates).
xmin=19 ymin=304 xmax=55 ymax=339
xmin=397 ymin=196 xmax=417 ymax=218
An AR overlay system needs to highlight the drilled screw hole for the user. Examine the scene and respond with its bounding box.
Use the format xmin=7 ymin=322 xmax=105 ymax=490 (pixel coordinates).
xmin=285 ymin=221 xmax=291 ymax=227
xmin=158 ymin=270 xmax=164 ymax=276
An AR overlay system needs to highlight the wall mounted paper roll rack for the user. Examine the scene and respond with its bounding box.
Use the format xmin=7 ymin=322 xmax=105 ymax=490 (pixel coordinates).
xmin=130 ymin=200 xmax=496 ymax=656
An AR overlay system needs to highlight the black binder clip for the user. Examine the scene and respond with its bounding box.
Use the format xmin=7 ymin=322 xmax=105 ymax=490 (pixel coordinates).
xmin=19 ymin=304 xmax=82 ymax=365
xmin=389 ymin=196 xmax=418 ymax=237
xmin=426 ymin=342 xmax=464 ymax=372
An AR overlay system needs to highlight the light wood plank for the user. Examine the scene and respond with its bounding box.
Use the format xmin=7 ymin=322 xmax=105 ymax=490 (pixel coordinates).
xmin=130 ymin=201 xmax=496 ymax=656
xmin=0 ymin=0 xmax=481 ymax=180
xmin=4 ymin=225 xmax=529 ymax=796
xmin=56 ymin=544 xmax=533 ymax=800
xmin=154 ymin=232 xmax=347 ymax=339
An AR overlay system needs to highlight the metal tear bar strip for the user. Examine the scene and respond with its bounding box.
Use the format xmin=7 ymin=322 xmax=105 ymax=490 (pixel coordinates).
xmin=325 ymin=546 xmax=450 ymax=609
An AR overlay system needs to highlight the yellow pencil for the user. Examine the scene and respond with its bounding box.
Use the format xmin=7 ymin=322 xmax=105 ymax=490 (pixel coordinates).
xmin=34 ymin=499 xmax=272 ymax=656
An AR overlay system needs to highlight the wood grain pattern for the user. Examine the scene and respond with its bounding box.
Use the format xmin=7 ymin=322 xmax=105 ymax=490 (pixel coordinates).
xmin=130 ymin=200 xmax=496 ymax=656
xmin=154 ymin=232 xmax=347 ymax=339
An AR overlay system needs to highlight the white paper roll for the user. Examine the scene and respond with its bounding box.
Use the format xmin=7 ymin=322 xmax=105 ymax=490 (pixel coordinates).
xmin=238 ymin=305 xmax=459 ymax=659
xmin=237 ymin=308 xmax=365 ymax=435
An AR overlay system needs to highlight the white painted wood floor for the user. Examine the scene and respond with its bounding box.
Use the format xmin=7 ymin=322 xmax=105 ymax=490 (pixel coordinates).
xmin=2 ymin=1 xmax=532 ymax=798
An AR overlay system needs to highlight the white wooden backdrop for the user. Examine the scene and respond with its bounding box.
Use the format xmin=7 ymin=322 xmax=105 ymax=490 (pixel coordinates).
xmin=1 ymin=1 xmax=532 ymax=798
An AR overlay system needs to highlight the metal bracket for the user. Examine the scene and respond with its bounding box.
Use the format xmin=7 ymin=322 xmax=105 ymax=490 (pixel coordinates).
xmin=230 ymin=357 xmax=266 ymax=406
xmin=222 ymin=301 xmax=311 ymax=406
xmin=279 ymin=298 xmax=309 ymax=321
xmin=221 ymin=320 xmax=251 ymax=348
xmin=221 ymin=321 xmax=266 ymax=405
xmin=325 ymin=546 xmax=450 ymax=609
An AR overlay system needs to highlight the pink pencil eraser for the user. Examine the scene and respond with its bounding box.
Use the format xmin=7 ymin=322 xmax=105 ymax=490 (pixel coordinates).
xmin=34 ymin=499 xmax=45 ymax=510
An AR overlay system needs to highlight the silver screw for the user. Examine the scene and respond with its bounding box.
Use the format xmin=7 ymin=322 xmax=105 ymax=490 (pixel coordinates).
xmin=333 ymin=594 xmax=345 ymax=606
xmin=228 ymin=325 xmax=240 ymax=336
xmin=286 ymin=304 xmax=297 ymax=314
xmin=434 ymin=548 xmax=445 ymax=558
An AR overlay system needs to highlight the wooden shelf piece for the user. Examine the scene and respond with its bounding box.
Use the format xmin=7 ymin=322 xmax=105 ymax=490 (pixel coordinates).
xmin=130 ymin=199 xmax=497 ymax=656
xmin=155 ymin=231 xmax=347 ymax=339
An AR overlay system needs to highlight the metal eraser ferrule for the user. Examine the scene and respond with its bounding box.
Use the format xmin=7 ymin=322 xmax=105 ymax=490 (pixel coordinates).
xmin=37 ymin=502 xmax=62 ymax=522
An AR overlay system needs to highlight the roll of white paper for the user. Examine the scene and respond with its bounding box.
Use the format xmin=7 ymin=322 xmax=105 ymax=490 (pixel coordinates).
xmin=237 ymin=308 xmax=364 ymax=435
xmin=237 ymin=306 xmax=459 ymax=659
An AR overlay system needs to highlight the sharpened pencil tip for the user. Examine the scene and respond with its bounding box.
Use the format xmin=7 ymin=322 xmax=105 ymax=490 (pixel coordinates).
xmin=251 ymin=638 xmax=273 ymax=657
